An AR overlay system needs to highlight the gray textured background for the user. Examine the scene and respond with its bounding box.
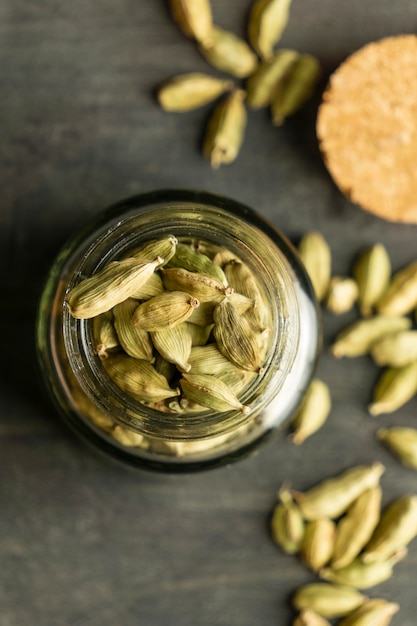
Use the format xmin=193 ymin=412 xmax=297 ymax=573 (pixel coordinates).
xmin=1 ymin=1 xmax=417 ymax=625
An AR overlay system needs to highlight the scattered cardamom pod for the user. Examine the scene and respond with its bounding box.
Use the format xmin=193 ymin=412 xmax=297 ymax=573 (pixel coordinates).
xmin=368 ymin=361 xmax=417 ymax=416
xmin=370 ymin=330 xmax=417 ymax=367
xmin=300 ymin=518 xmax=336 ymax=572
xmin=132 ymin=291 xmax=200 ymax=331
xmin=157 ymin=73 xmax=233 ymax=112
xmin=248 ymin=0 xmax=293 ymax=61
xmin=331 ymin=487 xmax=382 ymax=570
xmin=362 ymin=494 xmax=417 ymax=563
xmin=113 ymin=298 xmax=154 ymax=362
xmin=198 ymin=26 xmax=258 ymax=79
xmin=353 ymin=244 xmax=391 ymax=317
xmin=330 ymin=315 xmax=412 ymax=359
xmin=246 ymin=48 xmax=300 ymax=109
xmin=376 ymin=259 xmax=417 ymax=317
xmin=66 ymin=257 xmax=162 ymax=319
xmin=324 ymin=276 xmax=358 ymax=315
xmin=151 ymin=323 xmax=192 ymax=372
xmin=271 ymin=54 xmax=321 ymax=126
xmin=298 ymin=231 xmax=331 ymax=302
xmin=213 ymin=298 xmax=262 ymax=371
xmin=319 ymin=548 xmax=406 ymax=589
xmin=180 ymin=372 xmax=250 ymax=414
xmin=293 ymin=610 xmax=332 ymax=626
xmin=168 ymin=0 xmax=213 ymax=43
xmin=292 ymin=463 xmax=385 ymax=521
xmin=338 ymin=598 xmax=399 ymax=626
xmin=292 ymin=583 xmax=367 ymax=619
xmin=270 ymin=487 xmax=305 ymax=554
xmin=203 ymin=89 xmax=248 ymax=169
xmin=377 ymin=426 xmax=417 ymax=470
xmin=290 ymin=378 xmax=331 ymax=445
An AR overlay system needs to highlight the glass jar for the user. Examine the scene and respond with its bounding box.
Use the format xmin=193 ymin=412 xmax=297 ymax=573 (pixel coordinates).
xmin=36 ymin=189 xmax=320 ymax=472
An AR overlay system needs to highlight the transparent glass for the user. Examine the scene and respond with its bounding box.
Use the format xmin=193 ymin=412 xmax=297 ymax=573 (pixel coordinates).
xmin=36 ymin=189 xmax=320 ymax=472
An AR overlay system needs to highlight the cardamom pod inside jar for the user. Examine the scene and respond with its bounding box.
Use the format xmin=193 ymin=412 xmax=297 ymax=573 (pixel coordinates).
xmin=36 ymin=189 xmax=320 ymax=472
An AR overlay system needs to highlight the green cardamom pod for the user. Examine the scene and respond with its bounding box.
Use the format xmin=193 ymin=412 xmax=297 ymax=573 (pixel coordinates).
xmin=370 ymin=330 xmax=417 ymax=367
xmin=320 ymin=549 xmax=406 ymax=589
xmin=168 ymin=0 xmax=213 ymax=43
xmin=324 ymin=276 xmax=359 ymax=315
xmin=129 ymin=271 xmax=165 ymax=300
xmin=130 ymin=235 xmax=178 ymax=265
xmin=300 ymin=518 xmax=336 ymax=572
xmin=377 ymin=426 xmax=417 ymax=470
xmin=168 ymin=243 xmax=228 ymax=286
xmin=161 ymin=267 xmax=232 ymax=302
xmin=298 ymin=231 xmax=331 ymax=302
xmin=132 ymin=291 xmax=200 ymax=331
xmin=292 ymin=583 xmax=367 ymax=619
xmin=223 ymin=259 xmax=269 ymax=327
xmin=183 ymin=321 xmax=214 ymax=347
xmin=180 ymin=372 xmax=250 ymax=414
xmin=271 ymin=54 xmax=321 ymax=126
xmin=187 ymin=301 xmax=216 ymax=326
xmin=331 ymin=315 xmax=412 ymax=359
xmin=213 ymin=298 xmax=262 ymax=371
xmin=113 ymin=298 xmax=154 ymax=362
xmin=199 ymin=26 xmax=258 ymax=78
xmin=248 ymin=0 xmax=293 ymax=61
xmin=270 ymin=487 xmax=305 ymax=554
xmin=93 ymin=311 xmax=119 ymax=359
xmin=293 ymin=610 xmax=332 ymax=626
xmin=368 ymin=361 xmax=417 ymax=416
xmin=353 ymin=244 xmax=391 ymax=317
xmin=338 ymin=598 xmax=399 ymax=626
xmin=157 ymin=73 xmax=233 ymax=112
xmin=376 ymin=259 xmax=417 ymax=316
xmin=290 ymin=379 xmax=331 ymax=445
xmin=203 ymin=89 xmax=248 ymax=169
xmin=246 ymin=49 xmax=300 ymax=109
xmin=151 ymin=323 xmax=192 ymax=373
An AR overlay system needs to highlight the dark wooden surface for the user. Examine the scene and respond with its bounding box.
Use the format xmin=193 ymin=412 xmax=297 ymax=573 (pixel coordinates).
xmin=1 ymin=2 xmax=417 ymax=625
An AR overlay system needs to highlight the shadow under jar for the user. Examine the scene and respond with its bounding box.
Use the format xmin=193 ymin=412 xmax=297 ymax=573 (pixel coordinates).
xmin=36 ymin=189 xmax=320 ymax=472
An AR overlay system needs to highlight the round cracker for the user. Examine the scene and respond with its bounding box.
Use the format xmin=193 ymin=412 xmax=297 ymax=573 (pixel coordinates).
xmin=317 ymin=35 xmax=417 ymax=223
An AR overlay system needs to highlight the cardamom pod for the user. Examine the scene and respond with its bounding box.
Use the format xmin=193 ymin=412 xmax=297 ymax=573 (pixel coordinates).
xmin=132 ymin=291 xmax=200 ymax=331
xmin=324 ymin=276 xmax=359 ymax=315
xmin=188 ymin=343 xmax=242 ymax=376
xmin=292 ymin=583 xmax=367 ymax=619
xmin=246 ymin=49 xmax=300 ymax=109
xmin=376 ymin=259 xmax=417 ymax=316
xmin=168 ymin=243 xmax=228 ymax=286
xmin=319 ymin=549 xmax=406 ymax=589
xmin=271 ymin=54 xmax=321 ymax=126
xmin=93 ymin=311 xmax=119 ymax=359
xmin=353 ymin=244 xmax=391 ymax=317
xmin=187 ymin=300 xmax=216 ymax=326
xmin=168 ymin=0 xmax=213 ymax=43
xmin=338 ymin=598 xmax=399 ymax=626
xmin=213 ymin=298 xmax=262 ymax=371
xmin=180 ymin=372 xmax=250 ymax=414
xmin=292 ymin=463 xmax=385 ymax=521
xmin=113 ymin=298 xmax=154 ymax=362
xmin=130 ymin=235 xmax=178 ymax=264
xmin=293 ymin=610 xmax=332 ymax=626
xmin=153 ymin=352 xmax=178 ymax=383
xmin=290 ymin=379 xmax=331 ymax=445
xmin=298 ymin=231 xmax=331 ymax=302
xmin=362 ymin=494 xmax=417 ymax=563
xmin=330 ymin=315 xmax=412 ymax=359
xmin=377 ymin=426 xmax=417 ymax=470
xmin=300 ymin=518 xmax=336 ymax=572
xmin=223 ymin=259 xmax=269 ymax=327
xmin=151 ymin=323 xmax=192 ymax=372
xmin=129 ymin=271 xmax=165 ymax=300
xmin=157 ymin=73 xmax=233 ymax=112
xmin=104 ymin=354 xmax=180 ymax=403
xmin=370 ymin=330 xmax=417 ymax=367
xmin=248 ymin=0 xmax=293 ymax=61
xmin=161 ymin=267 xmax=232 ymax=302
xmin=183 ymin=321 xmax=213 ymax=347
xmin=199 ymin=26 xmax=258 ymax=78
xmin=368 ymin=361 xmax=417 ymax=416
xmin=203 ymin=89 xmax=247 ymax=169
xmin=331 ymin=487 xmax=382 ymax=570
xmin=66 ymin=257 xmax=162 ymax=319
xmin=270 ymin=488 xmax=305 ymax=554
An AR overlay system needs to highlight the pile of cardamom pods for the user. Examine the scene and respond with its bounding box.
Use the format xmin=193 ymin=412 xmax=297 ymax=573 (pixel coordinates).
xmin=270 ymin=462 xmax=417 ymax=625
xmin=286 ymin=231 xmax=417 ymax=473
xmin=66 ymin=234 xmax=271 ymax=428
xmin=157 ymin=0 xmax=321 ymax=168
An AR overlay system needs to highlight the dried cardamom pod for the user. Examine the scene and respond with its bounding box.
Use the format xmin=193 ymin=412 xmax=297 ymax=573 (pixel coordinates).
xmin=324 ymin=276 xmax=359 ymax=315
xmin=187 ymin=300 xmax=216 ymax=326
xmin=298 ymin=231 xmax=331 ymax=302
xmin=113 ymin=298 xmax=154 ymax=362
xmin=353 ymin=244 xmax=391 ymax=317
xmin=330 ymin=315 xmax=412 ymax=359
xmin=292 ymin=583 xmax=367 ymax=619
xmin=188 ymin=343 xmax=241 ymax=376
xmin=331 ymin=487 xmax=382 ymax=570
xmin=368 ymin=361 xmax=417 ymax=416
xmin=153 ymin=352 xmax=178 ymax=383
xmin=319 ymin=549 xmax=406 ymax=589
xmin=161 ymin=267 xmax=232 ymax=302
xmin=377 ymin=426 xmax=417 ymax=470
xmin=104 ymin=354 xmax=180 ymax=403
xmin=130 ymin=235 xmax=178 ymax=264
xmin=270 ymin=487 xmax=305 ymax=554
xmin=168 ymin=0 xmax=213 ymax=43
xmin=199 ymin=26 xmax=258 ymax=79
xmin=132 ymin=291 xmax=200 ymax=331
xmin=338 ymin=598 xmax=399 ymax=626
xmin=370 ymin=330 xmax=417 ymax=367
xmin=223 ymin=259 xmax=269 ymax=327
xmin=290 ymin=379 xmax=331 ymax=445
xmin=112 ymin=425 xmax=148 ymax=448
xmin=293 ymin=610 xmax=331 ymax=626
xmin=292 ymin=463 xmax=385 ymax=521
xmin=157 ymin=73 xmax=233 ymax=112
xmin=362 ymin=494 xmax=417 ymax=563
xmin=151 ymin=323 xmax=192 ymax=372
xmin=246 ymin=49 xmax=300 ymax=108
xmin=271 ymin=54 xmax=321 ymax=126
xmin=248 ymin=0 xmax=293 ymax=61
xmin=213 ymin=298 xmax=262 ymax=371
xmin=129 ymin=271 xmax=165 ymax=300
xmin=168 ymin=243 xmax=228 ymax=286
xmin=203 ymin=89 xmax=247 ymax=169
xmin=93 ymin=311 xmax=119 ymax=359
xmin=66 ymin=257 xmax=162 ymax=319
xmin=376 ymin=259 xmax=417 ymax=316
xmin=180 ymin=372 xmax=250 ymax=414
xmin=300 ymin=518 xmax=336 ymax=572
xmin=183 ymin=321 xmax=213 ymax=346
